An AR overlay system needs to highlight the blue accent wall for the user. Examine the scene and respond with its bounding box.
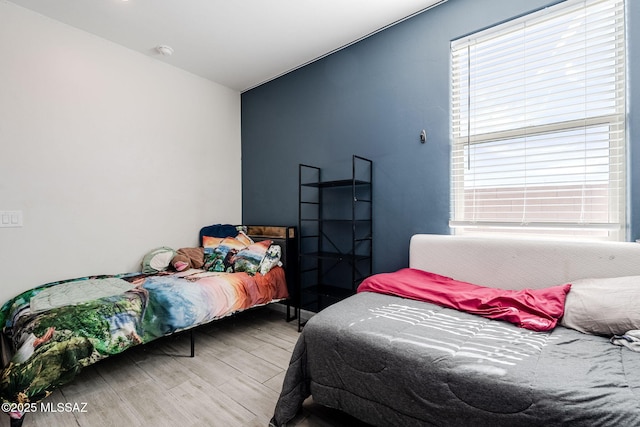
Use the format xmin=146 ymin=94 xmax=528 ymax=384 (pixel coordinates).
xmin=242 ymin=0 xmax=640 ymax=274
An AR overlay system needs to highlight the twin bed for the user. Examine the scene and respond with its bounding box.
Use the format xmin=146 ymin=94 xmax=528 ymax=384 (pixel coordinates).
xmin=0 ymin=225 xmax=296 ymax=426
xmin=272 ymin=234 xmax=640 ymax=426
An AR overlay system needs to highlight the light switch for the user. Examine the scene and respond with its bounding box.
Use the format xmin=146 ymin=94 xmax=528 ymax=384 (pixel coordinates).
xmin=0 ymin=211 xmax=23 ymax=228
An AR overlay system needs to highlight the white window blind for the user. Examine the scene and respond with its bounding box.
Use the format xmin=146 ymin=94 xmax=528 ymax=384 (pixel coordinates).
xmin=450 ymin=0 xmax=626 ymax=240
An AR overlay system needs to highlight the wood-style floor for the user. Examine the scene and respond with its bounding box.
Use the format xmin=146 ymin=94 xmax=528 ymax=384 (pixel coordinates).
xmin=18 ymin=306 xmax=371 ymax=427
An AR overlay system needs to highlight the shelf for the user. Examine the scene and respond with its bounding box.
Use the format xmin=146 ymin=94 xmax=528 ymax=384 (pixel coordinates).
xmin=300 ymin=251 xmax=371 ymax=262
xmin=299 ymin=218 xmax=372 ymax=223
xmin=301 ymin=284 xmax=354 ymax=299
xmin=354 ymin=237 xmax=373 ymax=243
xmin=297 ymin=155 xmax=372 ymax=330
xmin=301 ymin=179 xmax=370 ymax=188
xmin=299 ymin=285 xmax=356 ymax=314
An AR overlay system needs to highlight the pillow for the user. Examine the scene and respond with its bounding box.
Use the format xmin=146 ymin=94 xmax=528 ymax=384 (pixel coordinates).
xmin=202 ymin=236 xmax=224 ymax=249
xmin=235 ymin=230 xmax=255 ymax=246
xmin=203 ymin=237 xmax=246 ymax=272
xmin=171 ymin=247 xmax=205 ymax=271
xmin=199 ymin=223 xmax=239 ymax=245
xmin=142 ymin=247 xmax=176 ymax=274
xmin=358 ymin=268 xmax=571 ymax=332
xmin=258 ymin=244 xmax=282 ymax=275
xmin=233 ymin=240 xmax=273 ymax=275
xmin=560 ymin=275 xmax=640 ymax=336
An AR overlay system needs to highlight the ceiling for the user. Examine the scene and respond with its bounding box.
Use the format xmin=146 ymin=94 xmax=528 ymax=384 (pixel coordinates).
xmin=7 ymin=0 xmax=446 ymax=92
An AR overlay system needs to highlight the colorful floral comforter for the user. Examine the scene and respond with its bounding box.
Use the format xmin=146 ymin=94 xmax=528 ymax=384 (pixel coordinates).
xmin=0 ymin=267 xmax=288 ymax=413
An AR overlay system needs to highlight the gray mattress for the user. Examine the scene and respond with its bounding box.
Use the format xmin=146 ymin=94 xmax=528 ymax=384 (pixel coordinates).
xmin=271 ymin=292 xmax=640 ymax=427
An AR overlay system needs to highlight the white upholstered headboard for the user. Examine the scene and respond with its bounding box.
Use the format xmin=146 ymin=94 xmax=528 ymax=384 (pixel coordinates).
xmin=409 ymin=234 xmax=640 ymax=290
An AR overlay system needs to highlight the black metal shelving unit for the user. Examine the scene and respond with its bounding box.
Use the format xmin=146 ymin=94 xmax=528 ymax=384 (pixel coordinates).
xmin=297 ymin=155 xmax=373 ymax=330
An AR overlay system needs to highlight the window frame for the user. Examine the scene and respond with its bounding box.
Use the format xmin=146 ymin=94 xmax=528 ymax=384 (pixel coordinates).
xmin=449 ymin=0 xmax=627 ymax=241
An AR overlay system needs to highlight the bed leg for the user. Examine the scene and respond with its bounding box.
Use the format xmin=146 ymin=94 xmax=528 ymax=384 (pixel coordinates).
xmin=10 ymin=416 xmax=23 ymax=427
xmin=286 ymin=300 xmax=297 ymax=322
xmin=190 ymin=329 xmax=195 ymax=357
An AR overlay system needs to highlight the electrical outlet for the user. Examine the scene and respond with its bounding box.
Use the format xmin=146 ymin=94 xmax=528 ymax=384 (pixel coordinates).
xmin=0 ymin=211 xmax=23 ymax=228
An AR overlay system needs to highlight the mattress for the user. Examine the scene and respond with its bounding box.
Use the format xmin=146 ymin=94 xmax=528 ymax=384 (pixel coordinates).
xmin=0 ymin=266 xmax=289 ymax=411
xmin=272 ymin=292 xmax=640 ymax=427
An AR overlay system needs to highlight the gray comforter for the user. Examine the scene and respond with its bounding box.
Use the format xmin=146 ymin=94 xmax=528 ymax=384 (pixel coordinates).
xmin=271 ymin=292 xmax=640 ymax=426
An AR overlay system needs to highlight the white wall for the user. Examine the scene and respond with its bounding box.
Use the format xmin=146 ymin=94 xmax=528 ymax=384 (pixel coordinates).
xmin=0 ymin=2 xmax=242 ymax=304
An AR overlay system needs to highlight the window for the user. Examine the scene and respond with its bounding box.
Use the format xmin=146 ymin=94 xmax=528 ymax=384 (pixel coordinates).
xmin=450 ymin=0 xmax=626 ymax=240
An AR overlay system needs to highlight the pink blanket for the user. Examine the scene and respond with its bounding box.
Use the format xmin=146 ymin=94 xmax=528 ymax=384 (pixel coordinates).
xmin=357 ymin=268 xmax=570 ymax=331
